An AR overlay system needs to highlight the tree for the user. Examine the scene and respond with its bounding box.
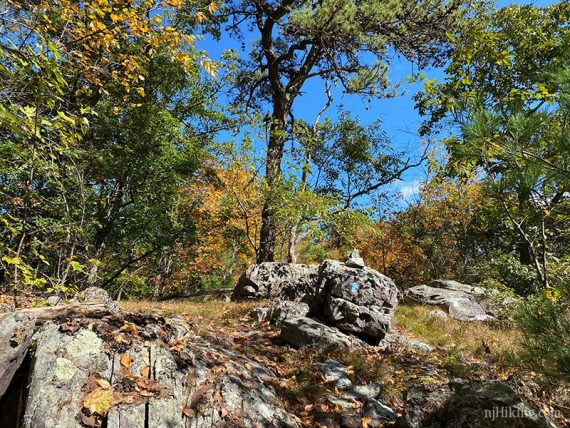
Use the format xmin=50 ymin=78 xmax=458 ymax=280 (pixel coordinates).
xmin=416 ymin=1 xmax=570 ymax=289
xmin=0 ymin=0 xmax=221 ymax=295
xmin=193 ymin=0 xmax=472 ymax=262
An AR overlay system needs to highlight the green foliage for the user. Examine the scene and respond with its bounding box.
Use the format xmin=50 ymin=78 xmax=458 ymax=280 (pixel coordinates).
xmin=417 ymin=1 xmax=570 ymax=290
xmin=516 ymin=292 xmax=570 ymax=383
xmin=477 ymin=254 xmax=541 ymax=296
xmin=0 ymin=0 xmax=223 ymax=297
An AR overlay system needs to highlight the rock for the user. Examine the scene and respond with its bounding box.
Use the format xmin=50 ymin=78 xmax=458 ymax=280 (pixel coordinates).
xmin=0 ymin=303 xmax=299 ymax=427
xmin=448 ymin=298 xmax=495 ymax=322
xmin=401 ymin=380 xmax=558 ymax=428
xmin=280 ymin=317 xmax=363 ymax=349
xmin=363 ymin=398 xmax=396 ymax=422
xmin=0 ymin=303 xmax=12 ymax=313
xmin=381 ymin=333 xmax=434 ymax=353
xmin=345 ymin=249 xmax=365 ymax=269
xmin=233 ymin=262 xmax=319 ymax=302
xmin=346 ymin=383 xmax=381 ymax=399
xmin=319 ymin=359 xmax=352 ymax=389
xmin=429 ymin=279 xmax=486 ymax=296
xmin=272 ymin=301 xmax=310 ymax=322
xmin=47 ymin=295 xmax=64 ymax=306
xmin=250 ymin=307 xmax=272 ymax=322
xmin=326 ymin=394 xmax=355 ymax=410
xmin=320 ymin=260 xmax=399 ymax=340
xmin=405 ymin=280 xmax=493 ymax=322
xmin=78 ymin=286 xmax=119 ymax=312
xmin=23 ymin=324 xmax=111 ymax=428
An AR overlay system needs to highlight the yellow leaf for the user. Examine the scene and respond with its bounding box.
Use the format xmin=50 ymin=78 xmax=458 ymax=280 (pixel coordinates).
xmin=136 ymin=87 xmax=145 ymax=97
xmin=114 ymin=334 xmax=127 ymax=343
xmin=120 ymin=353 xmax=132 ymax=369
xmin=83 ymin=388 xmax=115 ymax=416
xmin=195 ymin=12 xmax=206 ymax=23
xmin=361 ymin=415 xmax=372 ymax=428
xmin=208 ymin=2 xmax=217 ymax=13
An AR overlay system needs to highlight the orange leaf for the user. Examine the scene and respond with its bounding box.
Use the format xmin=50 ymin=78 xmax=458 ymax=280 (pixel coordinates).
xmin=141 ymin=366 xmax=150 ymax=378
xmin=120 ymin=353 xmax=132 ymax=369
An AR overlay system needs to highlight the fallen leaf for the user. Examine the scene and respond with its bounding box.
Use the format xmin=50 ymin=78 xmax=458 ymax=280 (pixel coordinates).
xmin=182 ymin=404 xmax=195 ymax=418
xmin=361 ymin=415 xmax=372 ymax=428
xmin=83 ymin=388 xmax=115 ymax=416
xmin=95 ymin=378 xmax=111 ymax=389
xmin=81 ymin=413 xmax=98 ymax=427
xmin=120 ymin=322 xmax=138 ymax=333
xmin=141 ymin=366 xmax=150 ymax=378
xmin=120 ymin=353 xmax=132 ymax=369
xmin=114 ymin=334 xmax=128 ymax=343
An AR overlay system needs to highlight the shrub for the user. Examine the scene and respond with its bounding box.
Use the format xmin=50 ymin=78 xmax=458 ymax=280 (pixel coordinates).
xmin=516 ymin=291 xmax=570 ymax=383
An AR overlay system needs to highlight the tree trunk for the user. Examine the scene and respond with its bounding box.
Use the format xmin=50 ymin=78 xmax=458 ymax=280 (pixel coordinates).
xmin=287 ymin=224 xmax=298 ymax=263
xmin=257 ymin=101 xmax=288 ymax=263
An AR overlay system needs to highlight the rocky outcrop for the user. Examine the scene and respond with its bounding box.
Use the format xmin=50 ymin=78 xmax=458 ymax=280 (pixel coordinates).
xmin=232 ymin=262 xmax=319 ymax=302
xmin=0 ymin=289 xmax=298 ymax=427
xmin=279 ymin=317 xmax=363 ymax=349
xmin=237 ymin=254 xmax=400 ymax=345
xmin=405 ymin=279 xmax=494 ymax=322
xmin=321 ymin=259 xmax=399 ymax=340
xmin=401 ymin=380 xmax=558 ymax=428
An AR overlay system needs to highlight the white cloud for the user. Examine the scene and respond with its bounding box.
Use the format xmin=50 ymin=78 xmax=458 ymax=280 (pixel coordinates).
xmin=398 ymin=178 xmax=422 ymax=201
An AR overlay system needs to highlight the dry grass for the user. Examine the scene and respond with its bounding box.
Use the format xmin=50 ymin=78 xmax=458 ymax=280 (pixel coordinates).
xmin=394 ymin=303 xmax=522 ymax=369
xmin=121 ymin=299 xmax=263 ymax=322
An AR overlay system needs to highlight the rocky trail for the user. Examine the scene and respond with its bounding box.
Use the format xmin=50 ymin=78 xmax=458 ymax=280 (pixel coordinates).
xmin=0 ymin=255 xmax=568 ymax=427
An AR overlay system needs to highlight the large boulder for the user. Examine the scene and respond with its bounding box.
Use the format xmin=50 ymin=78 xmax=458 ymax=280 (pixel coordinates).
xmin=401 ymin=380 xmax=558 ymax=428
xmin=320 ymin=260 xmax=399 ymax=340
xmin=232 ymin=262 xmax=319 ymax=302
xmin=405 ymin=279 xmax=494 ymax=322
xmin=279 ymin=316 xmax=364 ymax=349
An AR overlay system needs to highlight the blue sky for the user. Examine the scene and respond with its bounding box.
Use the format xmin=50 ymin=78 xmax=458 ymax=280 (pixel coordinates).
xmin=198 ymin=0 xmax=556 ymax=211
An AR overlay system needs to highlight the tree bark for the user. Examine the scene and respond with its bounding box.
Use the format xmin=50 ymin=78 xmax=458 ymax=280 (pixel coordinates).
xmin=257 ymin=98 xmax=288 ymax=262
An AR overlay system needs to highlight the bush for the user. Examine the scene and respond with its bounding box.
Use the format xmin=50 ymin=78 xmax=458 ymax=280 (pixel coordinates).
xmin=516 ymin=291 xmax=570 ymax=383
xmin=477 ymin=254 xmax=541 ymax=296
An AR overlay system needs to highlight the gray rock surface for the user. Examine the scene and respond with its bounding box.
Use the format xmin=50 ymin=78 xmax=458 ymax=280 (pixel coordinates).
xmin=0 ymin=304 xmax=299 ymax=428
xmin=346 ymin=383 xmax=381 ymax=400
xmin=345 ymin=249 xmax=365 ymax=268
xmin=250 ymin=306 xmax=273 ymax=322
xmin=363 ymin=398 xmax=396 ymax=422
xmin=429 ymin=279 xmax=486 ymax=296
xmin=23 ymin=324 xmax=111 ymax=428
xmin=319 ymin=359 xmax=352 ymax=389
xmin=233 ymin=262 xmax=319 ymax=302
xmin=46 ymin=295 xmax=64 ymax=306
xmin=272 ymin=300 xmax=310 ymax=322
xmin=279 ymin=316 xmax=363 ymax=349
xmin=381 ymin=333 xmax=434 ymax=353
xmin=321 ymin=259 xmax=399 ymax=340
xmin=405 ymin=279 xmax=494 ymax=322
xmin=401 ymin=380 xmax=558 ymax=428
xmin=78 ymin=286 xmax=119 ymax=312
